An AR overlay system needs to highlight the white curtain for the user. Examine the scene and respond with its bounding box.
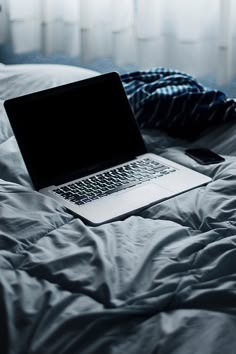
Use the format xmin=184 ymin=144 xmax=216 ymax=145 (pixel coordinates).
xmin=1 ymin=0 xmax=236 ymax=85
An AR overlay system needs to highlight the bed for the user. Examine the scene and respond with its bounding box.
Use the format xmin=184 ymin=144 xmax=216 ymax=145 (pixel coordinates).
xmin=1 ymin=62 xmax=236 ymax=354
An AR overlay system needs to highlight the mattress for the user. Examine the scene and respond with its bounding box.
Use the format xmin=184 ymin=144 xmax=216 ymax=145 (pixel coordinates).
xmin=1 ymin=63 xmax=236 ymax=354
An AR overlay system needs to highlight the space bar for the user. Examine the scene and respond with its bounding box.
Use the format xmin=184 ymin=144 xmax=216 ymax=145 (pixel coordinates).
xmin=103 ymin=181 xmax=140 ymax=196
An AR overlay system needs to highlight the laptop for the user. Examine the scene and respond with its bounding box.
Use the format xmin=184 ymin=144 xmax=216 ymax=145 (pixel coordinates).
xmin=4 ymin=71 xmax=212 ymax=225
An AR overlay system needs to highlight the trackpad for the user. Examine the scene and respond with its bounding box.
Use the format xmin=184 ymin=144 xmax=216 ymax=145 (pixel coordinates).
xmin=79 ymin=183 xmax=173 ymax=224
xmin=120 ymin=183 xmax=173 ymax=208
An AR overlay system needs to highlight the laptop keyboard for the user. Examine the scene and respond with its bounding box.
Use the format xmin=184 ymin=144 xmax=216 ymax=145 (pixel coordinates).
xmin=52 ymin=158 xmax=176 ymax=206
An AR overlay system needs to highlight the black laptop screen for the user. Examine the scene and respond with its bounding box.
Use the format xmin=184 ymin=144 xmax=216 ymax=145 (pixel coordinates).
xmin=4 ymin=72 xmax=146 ymax=190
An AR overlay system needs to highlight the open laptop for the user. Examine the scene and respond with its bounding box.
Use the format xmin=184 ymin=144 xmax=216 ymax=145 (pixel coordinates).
xmin=4 ymin=71 xmax=212 ymax=225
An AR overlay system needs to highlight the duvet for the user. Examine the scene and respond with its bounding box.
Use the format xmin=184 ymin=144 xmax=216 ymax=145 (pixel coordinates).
xmin=1 ymin=63 xmax=236 ymax=354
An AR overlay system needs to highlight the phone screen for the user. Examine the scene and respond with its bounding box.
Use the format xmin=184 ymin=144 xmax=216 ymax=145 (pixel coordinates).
xmin=185 ymin=148 xmax=225 ymax=165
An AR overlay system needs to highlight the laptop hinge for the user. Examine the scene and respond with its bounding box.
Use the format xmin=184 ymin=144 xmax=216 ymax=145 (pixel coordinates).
xmin=52 ymin=155 xmax=136 ymax=187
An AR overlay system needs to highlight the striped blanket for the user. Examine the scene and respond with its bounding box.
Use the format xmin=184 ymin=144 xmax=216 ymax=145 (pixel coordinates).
xmin=121 ymin=67 xmax=236 ymax=139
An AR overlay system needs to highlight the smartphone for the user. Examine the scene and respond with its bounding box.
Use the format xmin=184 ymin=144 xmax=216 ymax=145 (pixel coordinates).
xmin=185 ymin=148 xmax=225 ymax=165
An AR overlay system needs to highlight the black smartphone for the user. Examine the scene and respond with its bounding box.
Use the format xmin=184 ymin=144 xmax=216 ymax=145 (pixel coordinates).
xmin=185 ymin=148 xmax=225 ymax=165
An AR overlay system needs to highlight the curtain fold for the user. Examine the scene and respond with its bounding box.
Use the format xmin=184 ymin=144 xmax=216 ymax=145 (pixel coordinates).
xmin=1 ymin=0 xmax=236 ymax=84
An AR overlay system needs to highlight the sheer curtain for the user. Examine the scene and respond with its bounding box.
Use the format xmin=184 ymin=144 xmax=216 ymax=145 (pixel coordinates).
xmin=1 ymin=0 xmax=236 ymax=85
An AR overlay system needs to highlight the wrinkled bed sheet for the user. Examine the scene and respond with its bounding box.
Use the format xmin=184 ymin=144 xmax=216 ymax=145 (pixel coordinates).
xmin=1 ymin=64 xmax=236 ymax=354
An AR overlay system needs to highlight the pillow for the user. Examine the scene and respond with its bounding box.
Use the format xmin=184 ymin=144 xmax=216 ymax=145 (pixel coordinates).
xmin=0 ymin=63 xmax=100 ymax=143
xmin=0 ymin=136 xmax=32 ymax=187
xmin=0 ymin=63 xmax=100 ymax=100
xmin=0 ymin=100 xmax=13 ymax=144
xmin=0 ymin=63 xmax=100 ymax=184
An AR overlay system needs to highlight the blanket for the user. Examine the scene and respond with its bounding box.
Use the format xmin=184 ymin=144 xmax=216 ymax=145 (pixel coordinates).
xmin=1 ymin=64 xmax=236 ymax=354
xmin=1 ymin=140 xmax=236 ymax=354
xmin=122 ymin=67 xmax=236 ymax=139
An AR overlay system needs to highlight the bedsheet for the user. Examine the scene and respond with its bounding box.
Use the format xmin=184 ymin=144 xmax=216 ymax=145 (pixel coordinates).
xmin=1 ymin=64 xmax=236 ymax=354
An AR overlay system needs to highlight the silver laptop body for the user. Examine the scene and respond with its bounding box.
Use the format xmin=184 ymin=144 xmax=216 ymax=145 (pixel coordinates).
xmin=4 ymin=72 xmax=211 ymax=225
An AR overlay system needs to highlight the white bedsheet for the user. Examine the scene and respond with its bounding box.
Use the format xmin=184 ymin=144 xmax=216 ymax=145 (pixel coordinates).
xmin=1 ymin=63 xmax=236 ymax=354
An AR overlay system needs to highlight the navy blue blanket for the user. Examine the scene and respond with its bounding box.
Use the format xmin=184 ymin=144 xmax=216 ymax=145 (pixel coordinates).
xmin=121 ymin=67 xmax=236 ymax=139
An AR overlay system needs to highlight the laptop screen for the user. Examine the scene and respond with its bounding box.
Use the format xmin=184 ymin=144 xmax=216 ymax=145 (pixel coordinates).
xmin=4 ymin=72 xmax=146 ymax=190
